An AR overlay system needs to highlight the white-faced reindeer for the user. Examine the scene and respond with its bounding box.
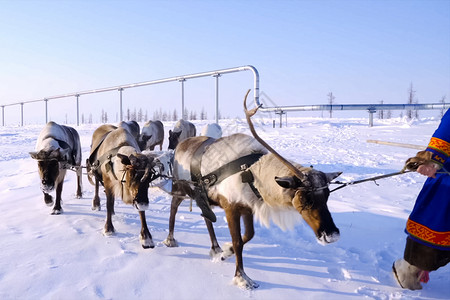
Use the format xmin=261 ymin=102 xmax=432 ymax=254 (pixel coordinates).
xmin=163 ymin=90 xmax=341 ymax=289
xmin=138 ymin=120 xmax=164 ymax=151
xmin=87 ymin=124 xmax=159 ymax=248
xmin=29 ymin=121 xmax=82 ymax=215
xmin=168 ymin=119 xmax=196 ymax=150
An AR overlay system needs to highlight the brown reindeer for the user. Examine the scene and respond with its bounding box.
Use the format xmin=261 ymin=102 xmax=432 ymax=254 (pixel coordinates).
xmin=87 ymin=124 xmax=157 ymax=248
xmin=163 ymin=90 xmax=341 ymax=289
xmin=29 ymin=121 xmax=82 ymax=215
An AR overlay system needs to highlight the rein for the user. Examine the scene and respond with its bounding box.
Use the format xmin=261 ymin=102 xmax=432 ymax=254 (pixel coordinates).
xmin=329 ymin=167 xmax=450 ymax=193
xmin=329 ymin=169 xmax=413 ymax=193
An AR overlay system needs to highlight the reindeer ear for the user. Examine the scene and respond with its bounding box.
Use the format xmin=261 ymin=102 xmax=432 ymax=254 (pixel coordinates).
xmin=325 ymin=172 xmax=342 ymax=182
xmin=58 ymin=148 xmax=70 ymax=161
xmin=143 ymin=134 xmax=151 ymax=142
xmin=117 ymin=153 xmax=132 ymax=165
xmin=29 ymin=151 xmax=38 ymax=160
xmin=48 ymin=148 xmax=61 ymax=160
xmin=275 ymin=176 xmax=297 ymax=189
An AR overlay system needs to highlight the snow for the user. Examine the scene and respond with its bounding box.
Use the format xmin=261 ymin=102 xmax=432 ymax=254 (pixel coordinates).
xmin=1 ymin=116 xmax=449 ymax=300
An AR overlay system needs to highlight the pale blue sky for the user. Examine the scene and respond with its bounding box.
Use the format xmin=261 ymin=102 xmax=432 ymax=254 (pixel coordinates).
xmin=1 ymin=0 xmax=449 ymax=124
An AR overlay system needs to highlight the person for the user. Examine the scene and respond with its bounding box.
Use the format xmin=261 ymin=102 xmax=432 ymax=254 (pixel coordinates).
xmin=393 ymin=109 xmax=450 ymax=290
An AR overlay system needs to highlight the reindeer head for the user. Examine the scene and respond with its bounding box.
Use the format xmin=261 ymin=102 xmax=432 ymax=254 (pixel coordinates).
xmin=30 ymin=148 xmax=69 ymax=193
xmin=168 ymin=130 xmax=182 ymax=150
xmin=244 ymin=89 xmax=341 ymax=244
xmin=137 ymin=134 xmax=152 ymax=151
xmin=116 ymin=153 xmax=155 ymax=211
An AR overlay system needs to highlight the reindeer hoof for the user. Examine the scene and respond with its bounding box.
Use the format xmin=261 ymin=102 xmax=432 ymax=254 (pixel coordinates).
xmin=219 ymin=242 xmax=234 ymax=261
xmin=209 ymin=247 xmax=224 ymax=261
xmin=51 ymin=208 xmax=63 ymax=215
xmin=233 ymin=275 xmax=259 ymax=290
xmin=103 ymin=225 xmax=115 ymax=236
xmin=141 ymin=237 xmax=155 ymax=249
xmin=162 ymin=238 xmax=178 ymax=247
xmin=91 ymin=205 xmax=101 ymax=211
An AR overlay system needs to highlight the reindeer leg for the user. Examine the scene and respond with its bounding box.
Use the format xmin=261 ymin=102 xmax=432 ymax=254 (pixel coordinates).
xmin=43 ymin=192 xmax=53 ymax=206
xmin=76 ymin=167 xmax=82 ymax=198
xmin=242 ymin=209 xmax=255 ymax=244
xmin=225 ymin=206 xmax=259 ymax=289
xmin=139 ymin=211 xmax=155 ymax=249
xmin=103 ymin=190 xmax=115 ymax=235
xmin=52 ymin=179 xmax=64 ymax=215
xmin=163 ymin=195 xmax=184 ymax=247
xmin=92 ymin=178 xmax=101 ymax=211
xmin=205 ymin=218 xmax=223 ymax=259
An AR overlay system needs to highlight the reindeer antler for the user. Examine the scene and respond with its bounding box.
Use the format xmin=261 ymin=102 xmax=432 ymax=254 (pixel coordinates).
xmin=243 ymin=89 xmax=307 ymax=181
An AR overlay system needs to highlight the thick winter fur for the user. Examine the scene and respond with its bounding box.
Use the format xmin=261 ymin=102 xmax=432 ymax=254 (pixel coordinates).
xmin=200 ymin=123 xmax=223 ymax=139
xmin=165 ymin=133 xmax=340 ymax=289
xmin=29 ymin=121 xmax=82 ymax=214
xmin=168 ymin=119 xmax=196 ymax=150
xmin=88 ymin=125 xmax=155 ymax=249
xmin=139 ymin=120 xmax=164 ymax=151
xmin=118 ymin=120 xmax=140 ymax=141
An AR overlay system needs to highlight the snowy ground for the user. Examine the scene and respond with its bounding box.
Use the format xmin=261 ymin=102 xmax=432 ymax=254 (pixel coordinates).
xmin=0 ymin=115 xmax=449 ymax=300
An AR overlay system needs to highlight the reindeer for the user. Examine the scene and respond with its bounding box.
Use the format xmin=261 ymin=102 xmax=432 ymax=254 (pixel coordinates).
xmin=118 ymin=120 xmax=140 ymax=141
xmin=163 ymin=90 xmax=341 ymax=289
xmin=200 ymin=123 xmax=223 ymax=139
xmin=29 ymin=121 xmax=82 ymax=215
xmin=168 ymin=119 xmax=196 ymax=150
xmin=138 ymin=120 xmax=164 ymax=151
xmin=87 ymin=124 xmax=159 ymax=248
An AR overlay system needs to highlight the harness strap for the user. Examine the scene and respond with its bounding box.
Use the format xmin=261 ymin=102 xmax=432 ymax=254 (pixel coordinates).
xmin=241 ymin=169 xmax=263 ymax=200
xmin=190 ymin=137 xmax=216 ymax=182
xmin=201 ymin=153 xmax=264 ymax=187
xmin=89 ymin=144 xmax=127 ymax=185
xmin=189 ymin=138 xmax=264 ymax=200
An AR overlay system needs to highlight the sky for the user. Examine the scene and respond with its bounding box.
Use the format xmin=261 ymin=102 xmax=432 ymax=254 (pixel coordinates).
xmin=0 ymin=0 xmax=449 ymax=125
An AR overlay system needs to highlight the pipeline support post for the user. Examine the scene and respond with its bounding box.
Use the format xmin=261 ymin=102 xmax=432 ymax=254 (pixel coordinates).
xmin=179 ymin=78 xmax=186 ymax=119
xmin=1 ymin=106 xmax=4 ymax=126
xmin=275 ymin=110 xmax=285 ymax=128
xmin=368 ymin=107 xmax=376 ymax=127
xmin=213 ymin=73 xmax=221 ymax=123
xmin=75 ymin=95 xmax=80 ymax=126
xmin=20 ymin=103 xmax=24 ymax=126
xmin=44 ymin=99 xmax=48 ymax=123
xmin=118 ymin=88 xmax=123 ymax=122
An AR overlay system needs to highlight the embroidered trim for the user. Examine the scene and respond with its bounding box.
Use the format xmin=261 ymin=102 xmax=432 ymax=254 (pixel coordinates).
xmin=427 ymin=137 xmax=450 ymax=166
xmin=428 ymin=137 xmax=450 ymax=157
xmin=406 ymin=219 xmax=450 ymax=247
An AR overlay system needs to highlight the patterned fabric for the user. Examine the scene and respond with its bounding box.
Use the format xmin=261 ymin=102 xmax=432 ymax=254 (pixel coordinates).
xmin=427 ymin=137 xmax=450 ymax=167
xmin=405 ymin=109 xmax=450 ymax=251
xmin=406 ymin=219 xmax=450 ymax=248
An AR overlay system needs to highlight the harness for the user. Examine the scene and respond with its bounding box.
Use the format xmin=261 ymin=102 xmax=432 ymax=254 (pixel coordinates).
xmin=190 ymin=138 xmax=264 ymax=200
xmin=88 ymin=145 xmax=125 ymax=185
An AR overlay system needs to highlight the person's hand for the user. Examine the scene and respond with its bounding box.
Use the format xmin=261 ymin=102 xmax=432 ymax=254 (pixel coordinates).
xmin=416 ymin=162 xmax=439 ymax=178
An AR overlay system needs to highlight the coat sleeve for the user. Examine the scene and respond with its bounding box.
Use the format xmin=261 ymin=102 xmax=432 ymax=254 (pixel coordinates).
xmin=426 ymin=109 xmax=450 ymax=167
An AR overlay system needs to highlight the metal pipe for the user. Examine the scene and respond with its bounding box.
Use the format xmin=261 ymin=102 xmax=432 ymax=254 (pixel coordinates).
xmin=1 ymin=65 xmax=260 ymax=126
xmin=257 ymin=103 xmax=450 ymax=112
xmin=1 ymin=106 xmax=4 ymax=126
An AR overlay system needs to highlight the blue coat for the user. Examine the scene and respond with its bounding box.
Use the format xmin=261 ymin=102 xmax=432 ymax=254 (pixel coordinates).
xmin=406 ymin=109 xmax=450 ymax=250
